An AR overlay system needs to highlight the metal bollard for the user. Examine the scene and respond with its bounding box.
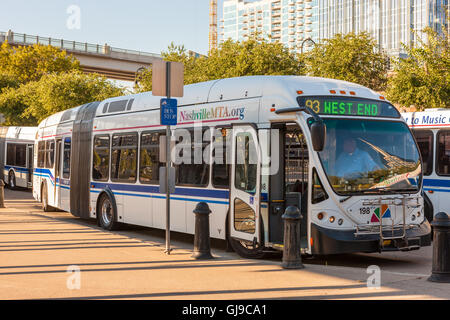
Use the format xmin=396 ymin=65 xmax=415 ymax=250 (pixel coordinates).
xmin=428 ymin=212 xmax=450 ymax=283
xmin=0 ymin=180 xmax=4 ymax=208
xmin=282 ymin=206 xmax=304 ymax=269
xmin=192 ymin=202 xmax=213 ymax=260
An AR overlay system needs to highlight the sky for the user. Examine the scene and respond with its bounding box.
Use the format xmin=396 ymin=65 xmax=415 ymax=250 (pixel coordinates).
xmin=0 ymin=0 xmax=225 ymax=56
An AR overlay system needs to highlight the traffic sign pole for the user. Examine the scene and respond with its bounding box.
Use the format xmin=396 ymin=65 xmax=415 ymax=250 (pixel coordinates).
xmin=165 ymin=61 xmax=171 ymax=255
xmin=152 ymin=59 xmax=183 ymax=256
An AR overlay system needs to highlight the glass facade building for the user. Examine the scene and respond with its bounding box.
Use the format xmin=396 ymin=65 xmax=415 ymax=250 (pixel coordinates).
xmin=221 ymin=0 xmax=319 ymax=54
xmin=220 ymin=0 xmax=448 ymax=57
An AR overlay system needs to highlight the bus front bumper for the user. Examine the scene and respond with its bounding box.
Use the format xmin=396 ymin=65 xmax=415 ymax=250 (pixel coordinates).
xmin=310 ymin=220 xmax=431 ymax=255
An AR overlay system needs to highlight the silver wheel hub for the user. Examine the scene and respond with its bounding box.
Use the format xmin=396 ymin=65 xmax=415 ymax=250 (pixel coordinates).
xmin=101 ymin=199 xmax=112 ymax=225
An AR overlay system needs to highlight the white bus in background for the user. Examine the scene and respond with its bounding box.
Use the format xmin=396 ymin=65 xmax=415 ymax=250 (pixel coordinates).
xmin=33 ymin=76 xmax=431 ymax=258
xmin=402 ymin=109 xmax=450 ymax=222
xmin=3 ymin=126 xmax=37 ymax=189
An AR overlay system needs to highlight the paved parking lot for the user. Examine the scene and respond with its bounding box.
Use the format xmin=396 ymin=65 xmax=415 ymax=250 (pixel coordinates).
xmin=0 ymin=188 xmax=448 ymax=300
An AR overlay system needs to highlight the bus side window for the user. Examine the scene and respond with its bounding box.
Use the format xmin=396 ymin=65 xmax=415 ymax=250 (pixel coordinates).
xmin=212 ymin=128 xmax=231 ymax=189
xmin=45 ymin=140 xmax=55 ymax=169
xmin=93 ymin=135 xmax=110 ymax=181
xmin=413 ymin=130 xmax=433 ymax=176
xmin=437 ymin=130 xmax=450 ymax=176
xmin=235 ymin=132 xmax=257 ymax=194
xmin=37 ymin=141 xmax=45 ymax=168
xmin=15 ymin=144 xmax=26 ymax=167
xmin=175 ymin=128 xmax=210 ymax=187
xmin=63 ymin=138 xmax=71 ymax=179
xmin=140 ymin=131 xmax=163 ymax=184
xmin=111 ymin=133 xmax=138 ymax=183
xmin=6 ymin=143 xmax=15 ymax=166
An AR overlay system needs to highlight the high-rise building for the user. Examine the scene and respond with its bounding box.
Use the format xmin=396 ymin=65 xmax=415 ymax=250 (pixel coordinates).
xmin=220 ymin=0 xmax=448 ymax=57
xmin=221 ymin=0 xmax=319 ymax=54
xmin=316 ymin=0 xmax=449 ymax=57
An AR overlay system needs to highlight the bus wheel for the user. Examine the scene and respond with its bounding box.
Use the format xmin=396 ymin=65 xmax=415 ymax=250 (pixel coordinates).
xmin=41 ymin=182 xmax=53 ymax=212
xmin=8 ymin=171 xmax=16 ymax=189
xmin=226 ymin=215 xmax=267 ymax=259
xmin=98 ymin=193 xmax=120 ymax=231
xmin=424 ymin=193 xmax=434 ymax=223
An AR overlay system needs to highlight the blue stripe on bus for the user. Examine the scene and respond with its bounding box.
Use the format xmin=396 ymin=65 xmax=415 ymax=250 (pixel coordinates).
xmin=5 ymin=165 xmax=30 ymax=173
xmin=90 ymin=182 xmax=230 ymax=199
xmin=424 ymin=188 xmax=450 ymax=193
xmin=90 ymin=189 xmax=229 ymax=205
xmin=423 ymin=179 xmax=450 ymax=188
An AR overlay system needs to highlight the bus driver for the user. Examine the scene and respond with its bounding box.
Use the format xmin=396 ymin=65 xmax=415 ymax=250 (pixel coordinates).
xmin=335 ymin=136 xmax=379 ymax=179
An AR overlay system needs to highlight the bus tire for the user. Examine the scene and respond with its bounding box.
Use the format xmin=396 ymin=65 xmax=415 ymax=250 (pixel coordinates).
xmin=423 ymin=193 xmax=433 ymax=223
xmin=8 ymin=170 xmax=16 ymax=190
xmin=97 ymin=193 xmax=120 ymax=231
xmin=41 ymin=182 xmax=54 ymax=212
xmin=226 ymin=213 xmax=267 ymax=259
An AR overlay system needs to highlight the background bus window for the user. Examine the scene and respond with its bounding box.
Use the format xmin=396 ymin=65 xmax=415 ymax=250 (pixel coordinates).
xmin=235 ymin=132 xmax=257 ymax=194
xmin=37 ymin=141 xmax=45 ymax=168
xmin=437 ymin=130 xmax=450 ymax=176
xmin=15 ymin=144 xmax=26 ymax=167
xmin=6 ymin=144 xmax=15 ymax=166
xmin=140 ymin=132 xmax=163 ymax=184
xmin=413 ymin=130 xmax=434 ymax=176
xmin=63 ymin=138 xmax=71 ymax=179
xmin=45 ymin=140 xmax=55 ymax=169
xmin=212 ymin=128 xmax=231 ymax=188
xmin=175 ymin=129 xmax=210 ymax=187
xmin=111 ymin=133 xmax=138 ymax=183
xmin=93 ymin=135 xmax=110 ymax=181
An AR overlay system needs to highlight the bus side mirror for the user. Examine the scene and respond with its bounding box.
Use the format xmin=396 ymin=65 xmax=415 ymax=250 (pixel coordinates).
xmin=311 ymin=121 xmax=326 ymax=152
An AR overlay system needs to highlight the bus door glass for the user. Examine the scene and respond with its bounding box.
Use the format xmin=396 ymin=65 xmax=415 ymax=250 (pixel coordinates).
xmin=268 ymin=123 xmax=309 ymax=247
xmin=60 ymin=138 xmax=71 ymax=210
xmin=54 ymin=139 xmax=62 ymax=207
xmin=27 ymin=144 xmax=33 ymax=185
xmin=284 ymin=126 xmax=309 ymax=247
xmin=229 ymin=125 xmax=261 ymax=243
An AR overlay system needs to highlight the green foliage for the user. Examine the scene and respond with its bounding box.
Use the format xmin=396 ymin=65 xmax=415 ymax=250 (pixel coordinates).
xmin=304 ymin=32 xmax=390 ymax=91
xmin=135 ymin=39 xmax=304 ymax=92
xmin=386 ymin=26 xmax=450 ymax=110
xmin=0 ymin=73 xmax=19 ymax=92
xmin=0 ymin=71 xmax=125 ymax=125
xmin=0 ymin=42 xmax=80 ymax=83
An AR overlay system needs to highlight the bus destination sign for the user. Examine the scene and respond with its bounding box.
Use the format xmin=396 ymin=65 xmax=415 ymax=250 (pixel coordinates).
xmin=297 ymin=96 xmax=400 ymax=118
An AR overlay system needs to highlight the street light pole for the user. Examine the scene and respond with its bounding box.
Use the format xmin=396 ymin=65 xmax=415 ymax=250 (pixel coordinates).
xmin=301 ymin=37 xmax=316 ymax=55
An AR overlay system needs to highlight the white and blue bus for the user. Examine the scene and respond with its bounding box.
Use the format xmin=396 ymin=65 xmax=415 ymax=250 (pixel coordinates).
xmin=402 ymin=109 xmax=450 ymax=222
xmin=33 ymin=76 xmax=430 ymax=257
xmin=3 ymin=126 xmax=37 ymax=189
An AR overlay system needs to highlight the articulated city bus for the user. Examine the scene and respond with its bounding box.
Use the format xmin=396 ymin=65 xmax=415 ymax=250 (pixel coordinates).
xmin=33 ymin=76 xmax=431 ymax=257
xmin=402 ymin=109 xmax=450 ymax=222
xmin=2 ymin=126 xmax=37 ymax=189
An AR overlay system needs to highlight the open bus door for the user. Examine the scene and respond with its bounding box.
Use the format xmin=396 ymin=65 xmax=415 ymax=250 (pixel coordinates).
xmin=229 ymin=124 xmax=261 ymax=245
xmin=54 ymin=139 xmax=62 ymax=208
xmin=26 ymin=144 xmax=33 ymax=188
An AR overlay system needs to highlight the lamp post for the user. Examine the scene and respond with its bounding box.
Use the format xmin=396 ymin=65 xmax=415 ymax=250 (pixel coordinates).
xmin=300 ymin=37 xmax=316 ymax=55
xmin=134 ymin=67 xmax=147 ymax=87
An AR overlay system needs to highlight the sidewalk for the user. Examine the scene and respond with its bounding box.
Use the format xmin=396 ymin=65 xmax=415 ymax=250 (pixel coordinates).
xmin=0 ymin=196 xmax=448 ymax=300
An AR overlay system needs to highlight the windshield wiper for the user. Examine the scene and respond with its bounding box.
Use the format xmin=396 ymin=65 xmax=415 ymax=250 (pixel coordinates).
xmin=340 ymin=196 xmax=353 ymax=203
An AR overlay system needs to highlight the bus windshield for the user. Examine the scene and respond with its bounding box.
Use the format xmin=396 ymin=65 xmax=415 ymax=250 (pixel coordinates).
xmin=317 ymin=118 xmax=421 ymax=195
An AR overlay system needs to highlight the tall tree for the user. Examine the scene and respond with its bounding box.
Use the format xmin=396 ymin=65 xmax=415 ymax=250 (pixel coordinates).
xmin=0 ymin=42 xmax=80 ymax=83
xmin=386 ymin=24 xmax=450 ymax=110
xmin=136 ymin=38 xmax=304 ymax=92
xmin=0 ymin=71 xmax=125 ymax=125
xmin=304 ymin=32 xmax=390 ymax=91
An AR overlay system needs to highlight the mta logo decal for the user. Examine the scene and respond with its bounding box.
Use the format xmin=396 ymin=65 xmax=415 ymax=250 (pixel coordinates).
xmin=371 ymin=204 xmax=391 ymax=223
